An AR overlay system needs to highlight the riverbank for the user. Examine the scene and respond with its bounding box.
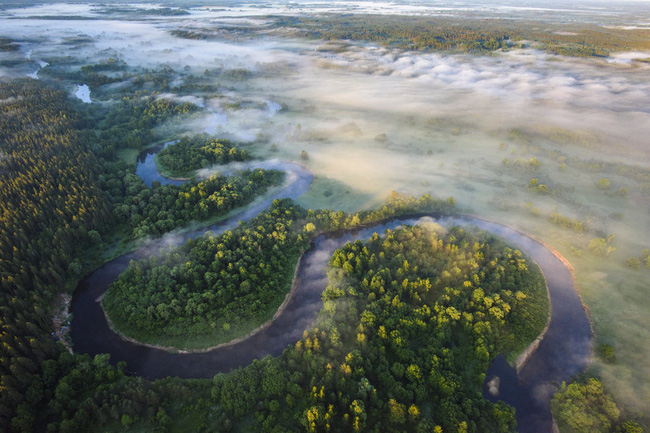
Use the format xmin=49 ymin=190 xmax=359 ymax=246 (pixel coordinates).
xmin=514 ymin=260 xmax=552 ymax=373
xmin=466 ymin=214 xmax=591 ymax=373
xmin=99 ymin=252 xmax=307 ymax=354
xmin=51 ymin=293 xmax=73 ymax=354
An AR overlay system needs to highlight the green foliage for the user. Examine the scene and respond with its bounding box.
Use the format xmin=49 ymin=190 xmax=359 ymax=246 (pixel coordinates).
xmin=34 ymin=351 xmax=204 ymax=433
xmin=105 ymin=192 xmax=457 ymax=349
xmin=91 ymin=95 xmax=198 ymax=158
xmin=272 ymin=15 xmax=650 ymax=57
xmin=68 ymin=62 xmax=214 ymax=98
xmin=120 ymin=414 xmax=134 ymax=427
xmin=273 ymin=15 xmax=516 ymax=53
xmin=625 ymin=257 xmax=640 ymax=270
xmin=616 ymin=187 xmax=629 ymax=197
xmin=221 ymin=68 xmax=252 ymax=81
xmin=0 ymin=79 xmax=284 ymax=429
xmin=597 ymin=178 xmax=612 ymax=190
xmin=105 ymin=167 xmax=283 ymax=239
xmin=104 ymin=200 xmax=310 ymax=348
xmin=68 ymin=60 xmax=126 ymax=89
xmin=597 ymin=344 xmax=617 ymax=364
xmin=549 ymin=212 xmax=585 ymax=233
xmin=546 ymin=45 xmax=608 ymax=58
xmin=505 ymin=157 xmax=541 ymax=173
xmin=156 ymin=135 xmax=248 ymax=178
xmin=307 ymin=191 xmax=456 ymax=232
xmin=551 ymin=378 xmax=622 ymax=433
xmin=588 ymin=236 xmax=616 ymax=257
xmin=527 ymin=178 xmax=549 ymax=194
xmin=0 ymin=80 xmax=112 ymax=432
xmin=205 ymin=224 xmax=546 ymax=431
xmin=524 ymin=202 xmax=541 ymax=217
xmin=617 ymin=421 xmax=644 ymax=433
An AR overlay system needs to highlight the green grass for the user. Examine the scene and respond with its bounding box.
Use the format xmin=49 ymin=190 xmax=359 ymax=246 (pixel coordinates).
xmin=295 ymin=175 xmax=378 ymax=212
xmin=508 ymin=211 xmax=650 ymax=422
xmin=116 ymin=147 xmax=140 ymax=165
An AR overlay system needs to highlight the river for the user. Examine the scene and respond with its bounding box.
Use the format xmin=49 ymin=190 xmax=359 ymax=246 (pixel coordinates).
xmin=70 ymin=148 xmax=591 ymax=433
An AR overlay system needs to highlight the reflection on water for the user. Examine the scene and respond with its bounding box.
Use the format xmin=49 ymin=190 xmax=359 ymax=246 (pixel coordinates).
xmin=134 ymin=141 xmax=185 ymax=187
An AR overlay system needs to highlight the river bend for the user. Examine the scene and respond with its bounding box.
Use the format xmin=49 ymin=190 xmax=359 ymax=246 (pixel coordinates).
xmin=70 ymin=154 xmax=591 ymax=433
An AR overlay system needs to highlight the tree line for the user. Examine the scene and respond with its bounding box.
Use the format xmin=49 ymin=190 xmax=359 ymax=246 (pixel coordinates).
xmin=272 ymin=15 xmax=650 ymax=57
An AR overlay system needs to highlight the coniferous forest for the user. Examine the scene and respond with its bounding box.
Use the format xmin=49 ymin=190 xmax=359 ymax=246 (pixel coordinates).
xmin=0 ymin=79 xmax=546 ymax=432
xmin=1 ymin=2 xmax=649 ymax=432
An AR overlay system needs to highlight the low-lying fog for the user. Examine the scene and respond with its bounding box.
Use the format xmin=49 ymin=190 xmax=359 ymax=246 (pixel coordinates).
xmin=1 ymin=0 xmax=649 ymax=417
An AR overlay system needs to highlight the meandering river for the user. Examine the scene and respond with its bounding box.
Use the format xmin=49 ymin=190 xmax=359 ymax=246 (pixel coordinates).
xmin=70 ymin=151 xmax=591 ymax=433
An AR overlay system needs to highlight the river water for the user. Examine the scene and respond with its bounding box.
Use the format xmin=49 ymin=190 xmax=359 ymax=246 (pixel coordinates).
xmin=70 ymin=149 xmax=591 ymax=432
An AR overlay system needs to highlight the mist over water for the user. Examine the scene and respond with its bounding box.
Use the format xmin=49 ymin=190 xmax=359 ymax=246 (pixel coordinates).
xmin=1 ymin=0 xmax=649 ymax=417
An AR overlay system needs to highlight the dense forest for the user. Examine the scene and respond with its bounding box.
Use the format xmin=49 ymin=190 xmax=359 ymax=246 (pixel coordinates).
xmin=205 ymin=223 xmax=547 ymax=432
xmin=271 ymin=15 xmax=650 ymax=57
xmin=104 ymin=165 xmax=283 ymax=239
xmin=551 ymin=377 xmax=644 ymax=433
xmin=0 ymin=80 xmax=486 ymax=433
xmin=42 ymin=211 xmax=552 ymax=432
xmin=156 ymin=135 xmax=248 ymax=178
xmin=103 ymin=194 xmax=458 ymax=349
xmin=104 ymin=200 xmax=309 ymax=348
xmin=77 ymin=90 xmax=282 ymax=241
xmin=85 ymin=95 xmax=199 ymax=158
xmin=0 ymin=78 xmax=287 ymax=431
xmin=0 ymin=80 xmax=112 ymax=431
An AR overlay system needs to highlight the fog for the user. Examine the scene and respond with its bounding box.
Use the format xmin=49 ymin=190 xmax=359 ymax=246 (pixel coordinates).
xmin=74 ymin=84 xmax=91 ymax=102
xmin=0 ymin=0 xmax=649 ymax=417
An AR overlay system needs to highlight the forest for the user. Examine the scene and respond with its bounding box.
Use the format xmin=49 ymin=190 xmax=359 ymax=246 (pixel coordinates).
xmin=104 ymin=200 xmax=310 ymax=348
xmin=104 ymin=164 xmax=283 ymax=239
xmin=0 ymin=80 xmax=112 ymax=431
xmin=75 ymin=88 xmax=283 ymax=242
xmin=272 ymin=15 xmax=650 ymax=56
xmin=87 ymin=95 xmax=199 ymax=158
xmin=0 ymin=6 xmax=647 ymax=430
xmin=201 ymin=224 xmax=548 ymax=432
xmin=156 ymin=135 xmax=248 ymax=178
xmin=0 ymin=78 xmax=633 ymax=429
xmin=0 ymin=78 xmax=287 ymax=431
xmin=103 ymin=194 xmax=458 ymax=349
xmin=0 ymin=78 xmax=514 ymax=430
xmin=98 ymin=221 xmax=550 ymax=432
